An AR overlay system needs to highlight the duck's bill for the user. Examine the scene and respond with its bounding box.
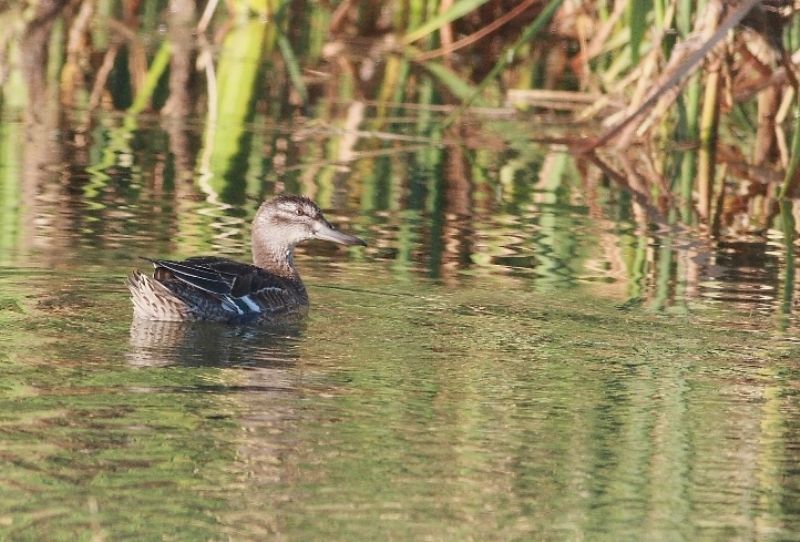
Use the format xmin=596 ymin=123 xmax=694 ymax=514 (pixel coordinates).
xmin=314 ymin=223 xmax=367 ymax=246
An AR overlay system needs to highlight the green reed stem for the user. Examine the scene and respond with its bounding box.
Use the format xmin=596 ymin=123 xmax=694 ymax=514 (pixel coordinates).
xmin=791 ymin=8 xmax=800 ymax=51
xmin=675 ymin=0 xmax=703 ymax=223
xmin=0 ymin=123 xmax=21 ymax=264
xmin=276 ymin=28 xmax=309 ymax=108
xmin=653 ymin=236 xmax=674 ymax=311
xmin=423 ymin=61 xmax=482 ymax=104
xmin=779 ymin=199 xmax=795 ymax=317
xmin=676 ymin=0 xmax=693 ymax=36
xmin=679 ymin=74 xmax=700 ymax=223
xmin=779 ymin=104 xmax=800 ymax=199
xmin=627 ymin=0 xmax=649 ymax=65
xmin=407 ymin=0 xmax=426 ymax=30
xmin=697 ymin=60 xmax=720 ymax=220
xmin=402 ymin=0 xmax=491 ymax=45
xmin=128 ymin=40 xmax=172 ymax=115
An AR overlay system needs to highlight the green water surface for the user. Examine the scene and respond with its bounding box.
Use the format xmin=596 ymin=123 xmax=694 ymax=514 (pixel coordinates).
xmin=2 ymin=250 xmax=800 ymax=540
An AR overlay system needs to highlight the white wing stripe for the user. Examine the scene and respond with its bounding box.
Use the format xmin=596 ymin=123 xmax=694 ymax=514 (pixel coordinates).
xmin=240 ymin=295 xmax=261 ymax=312
xmin=221 ymin=296 xmax=244 ymax=315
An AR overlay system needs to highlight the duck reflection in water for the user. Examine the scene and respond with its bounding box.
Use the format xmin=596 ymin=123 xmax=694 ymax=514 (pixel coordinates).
xmin=127 ymin=317 xmax=310 ymax=496
xmin=126 ymin=317 xmax=306 ymax=369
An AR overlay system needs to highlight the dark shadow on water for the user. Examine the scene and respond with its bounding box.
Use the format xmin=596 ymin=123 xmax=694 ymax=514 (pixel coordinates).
xmin=126 ymin=318 xmax=307 ymax=368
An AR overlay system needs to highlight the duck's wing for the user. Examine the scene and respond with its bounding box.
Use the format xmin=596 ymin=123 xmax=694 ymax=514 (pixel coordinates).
xmin=149 ymin=257 xmax=301 ymax=317
xmin=148 ymin=256 xmax=238 ymax=296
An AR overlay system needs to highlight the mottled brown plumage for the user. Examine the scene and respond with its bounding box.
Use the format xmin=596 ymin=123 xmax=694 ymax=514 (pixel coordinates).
xmin=127 ymin=195 xmax=365 ymax=323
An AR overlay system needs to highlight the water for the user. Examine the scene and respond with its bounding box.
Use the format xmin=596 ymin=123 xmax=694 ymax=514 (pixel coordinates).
xmin=3 ymin=108 xmax=800 ymax=540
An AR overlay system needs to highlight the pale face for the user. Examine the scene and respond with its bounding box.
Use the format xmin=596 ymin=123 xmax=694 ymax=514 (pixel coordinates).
xmin=254 ymin=195 xmax=366 ymax=252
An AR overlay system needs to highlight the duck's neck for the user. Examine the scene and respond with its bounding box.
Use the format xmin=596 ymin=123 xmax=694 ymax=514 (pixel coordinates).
xmin=252 ymin=236 xmax=300 ymax=280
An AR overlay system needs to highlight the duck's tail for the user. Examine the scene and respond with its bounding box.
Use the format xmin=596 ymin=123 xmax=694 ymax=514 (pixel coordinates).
xmin=126 ymin=270 xmax=192 ymax=321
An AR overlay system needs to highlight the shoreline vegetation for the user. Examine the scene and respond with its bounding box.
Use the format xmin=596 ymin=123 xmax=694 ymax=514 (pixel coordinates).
xmin=1 ymin=0 xmax=800 ymax=235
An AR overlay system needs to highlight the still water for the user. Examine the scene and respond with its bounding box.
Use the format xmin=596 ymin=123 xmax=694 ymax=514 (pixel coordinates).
xmin=2 ymin=109 xmax=800 ymax=540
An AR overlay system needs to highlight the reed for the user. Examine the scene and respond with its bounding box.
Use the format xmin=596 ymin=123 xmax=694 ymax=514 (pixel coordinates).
xmin=780 ymin=107 xmax=800 ymax=199
xmin=0 ymin=0 xmax=798 ymax=238
xmin=779 ymin=199 xmax=795 ymax=316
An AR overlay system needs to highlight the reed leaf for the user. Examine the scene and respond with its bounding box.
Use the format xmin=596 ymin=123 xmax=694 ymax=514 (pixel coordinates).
xmin=627 ymin=0 xmax=650 ymax=64
xmin=202 ymin=20 xmax=266 ymax=200
xmin=779 ymin=105 xmax=800 ymax=199
xmin=0 ymin=123 xmax=20 ymax=263
xmin=129 ymin=40 xmax=171 ymax=115
xmin=2 ymin=37 xmax=27 ymax=110
xmin=402 ymin=0 xmax=492 ymax=45
xmin=423 ymin=61 xmax=483 ymax=104
xmin=276 ymin=28 xmax=309 ymax=107
xmin=678 ymin=74 xmax=700 ymax=223
xmin=779 ymin=199 xmax=795 ymax=315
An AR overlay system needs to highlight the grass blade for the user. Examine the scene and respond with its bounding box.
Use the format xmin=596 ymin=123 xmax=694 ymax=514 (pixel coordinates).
xmin=779 ymin=103 xmax=800 ymax=199
xmin=627 ymin=0 xmax=650 ymax=64
xmin=423 ymin=61 xmax=483 ymax=104
xmin=402 ymin=0 xmax=492 ymax=45
xmin=276 ymin=28 xmax=309 ymax=108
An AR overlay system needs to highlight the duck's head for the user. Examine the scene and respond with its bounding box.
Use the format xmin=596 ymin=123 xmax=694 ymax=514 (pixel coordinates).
xmin=252 ymin=195 xmax=366 ymax=264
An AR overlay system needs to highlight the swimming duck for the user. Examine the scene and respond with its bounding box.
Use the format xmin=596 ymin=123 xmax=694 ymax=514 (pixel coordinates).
xmin=127 ymin=195 xmax=366 ymax=323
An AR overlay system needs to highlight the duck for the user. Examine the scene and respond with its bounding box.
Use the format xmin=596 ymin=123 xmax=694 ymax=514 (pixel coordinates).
xmin=127 ymin=194 xmax=366 ymax=323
